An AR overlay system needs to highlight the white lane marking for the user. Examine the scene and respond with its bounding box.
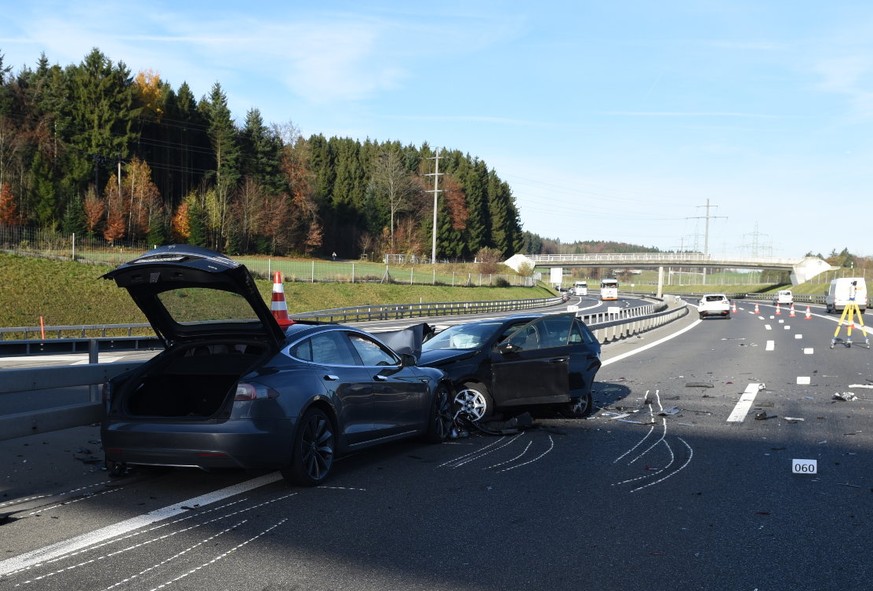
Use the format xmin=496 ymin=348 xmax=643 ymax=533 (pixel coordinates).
xmin=0 ymin=472 xmax=282 ymax=577
xmin=795 ymin=334 xmax=803 ymax=339
xmin=727 ymin=383 xmax=762 ymax=423
xmin=804 ymin=348 xmax=814 ymax=354
xmin=765 ymin=340 xmax=775 ymax=351
xmin=764 ymin=324 xmax=772 ymax=331
xmin=602 ymin=320 xmax=701 ymax=366
xmin=797 ymin=376 xmax=811 ymax=384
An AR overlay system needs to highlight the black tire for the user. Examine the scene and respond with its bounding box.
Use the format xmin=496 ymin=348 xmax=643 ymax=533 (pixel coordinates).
xmin=105 ymin=459 xmax=127 ymax=478
xmin=560 ymin=391 xmax=593 ymax=418
xmin=454 ymin=382 xmax=494 ymax=422
xmin=423 ymin=383 xmax=453 ymax=443
xmin=282 ymin=407 xmax=335 ymax=486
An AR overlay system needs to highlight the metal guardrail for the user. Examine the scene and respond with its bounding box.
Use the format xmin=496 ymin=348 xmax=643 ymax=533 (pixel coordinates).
xmin=0 ymin=297 xmax=562 ymax=347
xmin=0 ymin=298 xmax=689 ymax=441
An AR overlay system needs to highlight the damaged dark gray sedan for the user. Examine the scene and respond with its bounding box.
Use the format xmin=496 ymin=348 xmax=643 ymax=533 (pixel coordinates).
xmin=101 ymin=245 xmax=453 ymax=486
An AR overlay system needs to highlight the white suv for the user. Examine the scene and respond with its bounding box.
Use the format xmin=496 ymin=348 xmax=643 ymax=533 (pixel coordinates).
xmin=698 ymin=293 xmax=731 ymax=319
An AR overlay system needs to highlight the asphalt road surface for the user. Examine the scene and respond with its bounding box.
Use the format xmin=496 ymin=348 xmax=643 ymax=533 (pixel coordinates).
xmin=2 ymin=301 xmax=873 ymax=590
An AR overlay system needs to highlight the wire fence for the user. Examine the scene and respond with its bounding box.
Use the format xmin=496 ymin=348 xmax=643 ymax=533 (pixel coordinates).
xmin=0 ymin=225 xmax=535 ymax=287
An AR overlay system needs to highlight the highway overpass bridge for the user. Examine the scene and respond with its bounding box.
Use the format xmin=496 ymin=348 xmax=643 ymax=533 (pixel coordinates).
xmin=504 ymin=252 xmax=836 ymax=287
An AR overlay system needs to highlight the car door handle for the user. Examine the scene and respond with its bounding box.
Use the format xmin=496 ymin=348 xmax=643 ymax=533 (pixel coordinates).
xmin=323 ymin=374 xmax=340 ymax=381
xmin=374 ymin=375 xmax=388 ymax=381
xmin=550 ymin=357 xmax=569 ymax=363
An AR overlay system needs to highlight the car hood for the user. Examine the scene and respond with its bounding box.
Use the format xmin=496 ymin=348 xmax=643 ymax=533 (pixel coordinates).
xmin=102 ymin=245 xmax=285 ymax=349
xmin=417 ymin=348 xmax=479 ymax=367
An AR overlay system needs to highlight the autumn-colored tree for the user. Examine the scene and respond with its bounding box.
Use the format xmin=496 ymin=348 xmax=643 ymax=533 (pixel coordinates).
xmin=171 ymin=200 xmax=191 ymax=242
xmin=103 ymin=172 xmax=125 ymax=243
xmin=125 ymin=156 xmax=162 ymax=241
xmin=83 ymin=187 xmax=105 ymax=236
xmin=304 ymin=219 xmax=323 ymax=256
xmin=133 ymin=69 xmax=164 ymax=120
xmin=442 ymin=175 xmax=468 ymax=231
xmin=0 ymin=182 xmax=18 ymax=224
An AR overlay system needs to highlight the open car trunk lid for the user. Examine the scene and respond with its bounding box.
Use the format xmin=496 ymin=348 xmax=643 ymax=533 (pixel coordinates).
xmin=102 ymin=245 xmax=285 ymax=351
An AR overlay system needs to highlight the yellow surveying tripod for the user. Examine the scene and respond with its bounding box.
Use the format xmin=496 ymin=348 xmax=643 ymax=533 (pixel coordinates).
xmin=830 ymin=281 xmax=869 ymax=349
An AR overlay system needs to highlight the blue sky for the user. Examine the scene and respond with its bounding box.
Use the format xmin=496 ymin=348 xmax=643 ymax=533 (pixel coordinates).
xmin=3 ymin=0 xmax=873 ymax=259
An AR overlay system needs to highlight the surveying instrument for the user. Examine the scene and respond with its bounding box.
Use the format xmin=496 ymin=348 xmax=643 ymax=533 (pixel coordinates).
xmin=830 ymin=280 xmax=869 ymax=349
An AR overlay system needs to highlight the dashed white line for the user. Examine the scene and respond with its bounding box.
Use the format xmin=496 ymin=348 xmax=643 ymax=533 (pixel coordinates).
xmin=727 ymin=383 xmax=762 ymax=423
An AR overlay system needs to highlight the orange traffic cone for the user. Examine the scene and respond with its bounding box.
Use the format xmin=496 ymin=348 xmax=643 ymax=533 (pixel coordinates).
xmin=271 ymin=271 xmax=294 ymax=327
xmin=805 ymin=306 xmax=812 ymax=320
xmin=789 ymin=304 xmax=796 ymax=318
xmin=775 ymin=303 xmax=781 ymax=315
xmin=754 ymin=303 xmax=760 ymax=314
xmin=732 ymin=301 xmax=737 ymax=313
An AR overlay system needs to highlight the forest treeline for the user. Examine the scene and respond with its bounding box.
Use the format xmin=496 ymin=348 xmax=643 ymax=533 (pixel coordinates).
xmin=3 ymin=48 xmax=867 ymax=269
xmin=0 ymin=48 xmax=536 ymax=261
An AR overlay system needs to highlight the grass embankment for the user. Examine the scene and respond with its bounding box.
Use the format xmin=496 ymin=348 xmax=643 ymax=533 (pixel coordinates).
xmin=0 ymin=253 xmax=554 ymax=329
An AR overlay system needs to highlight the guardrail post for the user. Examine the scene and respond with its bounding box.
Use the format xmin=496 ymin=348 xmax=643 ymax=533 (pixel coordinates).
xmin=89 ymin=339 xmax=100 ymax=402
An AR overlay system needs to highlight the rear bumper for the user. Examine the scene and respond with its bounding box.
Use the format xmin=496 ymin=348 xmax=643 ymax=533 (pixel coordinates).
xmin=102 ymin=417 xmax=294 ymax=470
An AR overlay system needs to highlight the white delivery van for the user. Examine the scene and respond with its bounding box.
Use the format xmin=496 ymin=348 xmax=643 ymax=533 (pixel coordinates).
xmin=825 ymin=277 xmax=867 ymax=314
xmin=572 ymin=281 xmax=588 ymax=296
xmin=774 ymin=290 xmax=793 ymax=305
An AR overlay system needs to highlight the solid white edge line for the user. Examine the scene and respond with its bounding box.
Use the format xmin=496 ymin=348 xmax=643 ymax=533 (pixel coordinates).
xmin=0 ymin=472 xmax=283 ymax=576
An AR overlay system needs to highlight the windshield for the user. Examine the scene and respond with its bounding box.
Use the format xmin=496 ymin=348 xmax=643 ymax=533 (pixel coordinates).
xmin=422 ymin=322 xmax=505 ymax=351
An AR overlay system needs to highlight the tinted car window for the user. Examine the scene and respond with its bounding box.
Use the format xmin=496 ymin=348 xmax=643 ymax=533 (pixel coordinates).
xmin=290 ymin=332 xmax=359 ymax=365
xmin=349 ymin=333 xmax=398 ymax=366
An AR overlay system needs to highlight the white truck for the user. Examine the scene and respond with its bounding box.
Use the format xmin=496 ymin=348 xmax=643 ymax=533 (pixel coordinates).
xmin=825 ymin=277 xmax=867 ymax=314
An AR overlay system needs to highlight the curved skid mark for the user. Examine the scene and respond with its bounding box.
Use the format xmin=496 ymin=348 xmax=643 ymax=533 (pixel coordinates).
xmin=613 ymin=438 xmax=676 ymax=487
xmin=627 ymin=418 xmax=668 ymax=465
xmin=630 ymin=437 xmax=693 ymax=493
xmin=439 ymin=436 xmax=508 ymax=468
xmin=441 ymin=434 xmax=524 ymax=469
xmin=485 ymin=441 xmax=533 ymax=470
xmin=498 ymin=435 xmax=555 ymax=473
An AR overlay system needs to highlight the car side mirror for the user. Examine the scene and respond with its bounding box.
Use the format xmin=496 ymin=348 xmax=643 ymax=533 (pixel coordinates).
xmin=400 ymin=353 xmax=417 ymax=367
xmin=497 ymin=342 xmax=518 ymax=354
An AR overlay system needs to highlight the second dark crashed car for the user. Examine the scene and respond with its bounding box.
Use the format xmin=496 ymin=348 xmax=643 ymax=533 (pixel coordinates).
xmin=417 ymin=313 xmax=602 ymax=421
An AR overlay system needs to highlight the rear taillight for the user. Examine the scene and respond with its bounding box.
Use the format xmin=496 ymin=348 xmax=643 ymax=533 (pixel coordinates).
xmin=234 ymin=383 xmax=279 ymax=401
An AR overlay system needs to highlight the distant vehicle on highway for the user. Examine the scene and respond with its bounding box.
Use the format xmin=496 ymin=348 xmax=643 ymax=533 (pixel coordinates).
xmin=418 ymin=313 xmax=602 ymax=421
xmin=773 ymin=290 xmax=793 ymax=305
xmin=825 ymin=277 xmax=867 ymax=314
xmin=600 ymin=278 xmax=619 ymax=301
xmin=100 ymin=245 xmax=453 ymax=486
xmin=698 ymin=293 xmax=731 ymax=319
xmin=571 ymin=281 xmax=588 ymax=296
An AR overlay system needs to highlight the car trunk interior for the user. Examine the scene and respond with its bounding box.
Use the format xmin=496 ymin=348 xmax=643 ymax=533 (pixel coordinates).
xmin=120 ymin=342 xmax=269 ymax=419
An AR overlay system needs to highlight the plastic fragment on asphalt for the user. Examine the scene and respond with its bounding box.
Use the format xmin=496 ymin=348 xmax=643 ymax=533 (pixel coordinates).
xmin=658 ymin=407 xmax=680 ymax=416
xmin=833 ymin=392 xmax=858 ymax=402
xmin=685 ymin=382 xmax=714 ymax=388
xmin=784 ymin=416 xmax=805 ymax=423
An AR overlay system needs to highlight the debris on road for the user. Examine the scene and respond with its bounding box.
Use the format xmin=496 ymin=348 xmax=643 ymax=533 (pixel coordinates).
xmin=833 ymin=392 xmax=858 ymax=402
xmin=783 ymin=416 xmax=805 ymax=423
xmin=685 ymin=382 xmax=714 ymax=388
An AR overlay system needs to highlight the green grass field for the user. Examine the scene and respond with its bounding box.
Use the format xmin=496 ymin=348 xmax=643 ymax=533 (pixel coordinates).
xmin=0 ymin=253 xmax=553 ymax=329
xmin=3 ymin=252 xmax=839 ymax=331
